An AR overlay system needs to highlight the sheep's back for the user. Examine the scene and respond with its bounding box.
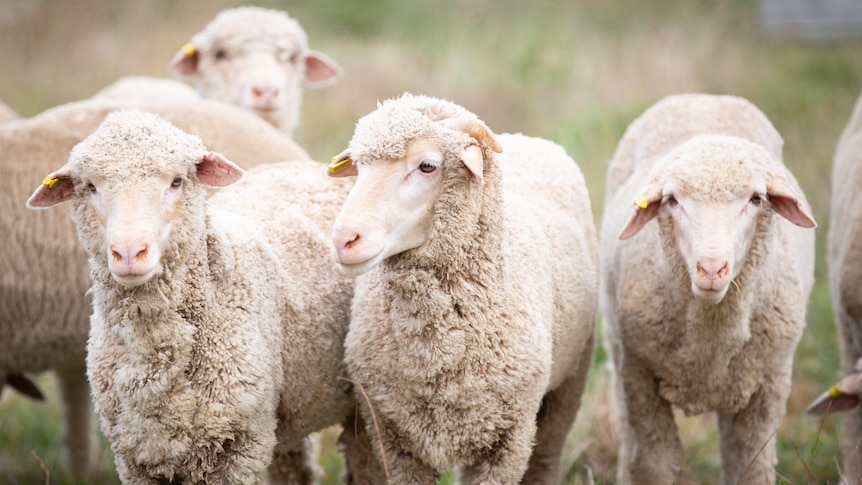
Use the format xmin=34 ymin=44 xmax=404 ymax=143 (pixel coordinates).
xmin=605 ymin=93 xmax=783 ymax=203
xmin=498 ymin=133 xmax=598 ymax=389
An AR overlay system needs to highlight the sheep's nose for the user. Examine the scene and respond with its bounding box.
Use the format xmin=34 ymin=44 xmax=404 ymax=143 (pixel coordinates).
xmin=252 ymin=85 xmax=279 ymax=101
xmin=333 ymin=232 xmax=361 ymax=258
xmin=696 ymin=260 xmax=729 ymax=282
xmin=111 ymin=243 xmax=149 ymax=265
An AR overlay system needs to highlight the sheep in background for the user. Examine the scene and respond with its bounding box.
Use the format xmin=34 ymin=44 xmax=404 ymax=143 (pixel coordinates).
xmin=1 ymin=96 xmax=307 ymax=480
xmin=329 ymin=93 xmax=598 ymax=484
xmin=27 ymin=110 xmax=360 ymax=484
xmin=805 ymin=91 xmax=862 ymax=483
xmin=167 ymin=6 xmax=342 ymax=136
xmin=600 ymin=93 xmax=816 ymax=485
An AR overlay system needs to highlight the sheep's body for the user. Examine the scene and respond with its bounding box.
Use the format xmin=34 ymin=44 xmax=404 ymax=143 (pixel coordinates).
xmin=1 ymin=97 xmax=307 ymax=479
xmin=600 ymin=94 xmax=816 ymax=485
xmin=825 ymin=91 xmax=862 ymax=483
xmin=168 ymin=6 xmax=341 ymax=135
xmin=27 ymin=111 xmax=357 ymax=483
xmin=93 ymin=76 xmax=200 ymax=102
xmin=330 ymin=94 xmax=597 ymax=484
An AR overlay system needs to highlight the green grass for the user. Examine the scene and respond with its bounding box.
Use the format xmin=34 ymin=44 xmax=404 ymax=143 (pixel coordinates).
xmin=2 ymin=0 xmax=861 ymax=482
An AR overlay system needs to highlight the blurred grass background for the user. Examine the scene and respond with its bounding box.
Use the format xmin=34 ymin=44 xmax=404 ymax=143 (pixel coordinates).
xmin=1 ymin=0 xmax=860 ymax=483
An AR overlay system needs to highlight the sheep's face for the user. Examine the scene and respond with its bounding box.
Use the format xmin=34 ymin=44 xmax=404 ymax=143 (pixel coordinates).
xmin=169 ymin=7 xmax=341 ymax=133
xmin=330 ymin=139 xmax=447 ymax=276
xmin=27 ymin=111 xmax=244 ymax=289
xmin=618 ymin=135 xmax=815 ymax=304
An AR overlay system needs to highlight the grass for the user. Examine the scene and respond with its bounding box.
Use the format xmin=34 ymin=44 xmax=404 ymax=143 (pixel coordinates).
xmin=1 ymin=0 xmax=861 ymax=482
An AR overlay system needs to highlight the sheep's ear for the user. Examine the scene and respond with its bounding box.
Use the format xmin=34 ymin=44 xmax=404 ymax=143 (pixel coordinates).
xmin=327 ymin=150 xmax=357 ymax=178
xmin=3 ymin=373 xmax=45 ymax=401
xmin=461 ymin=145 xmax=484 ymax=184
xmin=26 ymin=165 xmax=75 ymax=209
xmin=766 ymin=177 xmax=817 ymax=228
xmin=196 ymin=152 xmax=244 ymax=187
xmin=305 ymin=50 xmax=342 ymax=88
xmin=169 ymin=42 xmax=200 ymax=77
xmin=806 ymin=374 xmax=861 ymax=414
xmin=618 ymin=184 xmax=662 ymax=240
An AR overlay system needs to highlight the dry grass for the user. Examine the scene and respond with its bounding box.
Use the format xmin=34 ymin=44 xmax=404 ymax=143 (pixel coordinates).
xmin=1 ymin=0 xmax=860 ymax=483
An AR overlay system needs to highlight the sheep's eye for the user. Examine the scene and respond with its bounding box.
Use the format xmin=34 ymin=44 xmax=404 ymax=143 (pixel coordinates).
xmin=418 ymin=161 xmax=438 ymax=174
xmin=86 ymin=182 xmax=96 ymax=193
xmin=171 ymin=177 xmax=183 ymax=188
xmin=214 ymin=49 xmax=228 ymax=60
xmin=750 ymin=194 xmax=763 ymax=205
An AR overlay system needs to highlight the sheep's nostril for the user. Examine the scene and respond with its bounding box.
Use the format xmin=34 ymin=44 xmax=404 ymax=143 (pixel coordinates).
xmin=344 ymin=233 xmax=360 ymax=250
xmin=135 ymin=244 xmax=149 ymax=261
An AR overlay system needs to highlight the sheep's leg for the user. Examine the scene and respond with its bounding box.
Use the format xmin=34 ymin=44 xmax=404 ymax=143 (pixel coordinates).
xmin=615 ymin=357 xmax=681 ymax=485
xmin=338 ymin=410 xmax=387 ymax=485
xmin=520 ymin=339 xmax=594 ymax=484
xmin=458 ymin=415 xmax=535 ymax=485
xmin=716 ymin=366 xmax=790 ymax=485
xmin=267 ymin=437 xmax=319 ymax=485
xmin=54 ymin=365 xmax=97 ymax=479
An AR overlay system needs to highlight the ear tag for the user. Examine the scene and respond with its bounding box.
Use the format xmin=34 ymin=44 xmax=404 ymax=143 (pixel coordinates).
xmin=830 ymin=382 xmax=844 ymax=398
xmin=328 ymin=156 xmax=353 ymax=173
xmin=42 ymin=176 xmax=59 ymax=188
xmin=182 ymin=43 xmax=196 ymax=57
xmin=634 ymin=194 xmax=649 ymax=209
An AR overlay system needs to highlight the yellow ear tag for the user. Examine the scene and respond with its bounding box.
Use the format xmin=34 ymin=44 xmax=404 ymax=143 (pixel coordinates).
xmin=42 ymin=176 xmax=59 ymax=188
xmin=634 ymin=194 xmax=649 ymax=209
xmin=182 ymin=43 xmax=196 ymax=57
xmin=829 ymin=382 xmax=844 ymax=398
xmin=328 ymin=156 xmax=353 ymax=173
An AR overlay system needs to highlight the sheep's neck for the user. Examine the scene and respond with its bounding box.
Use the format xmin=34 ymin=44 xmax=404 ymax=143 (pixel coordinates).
xmin=383 ymin=160 xmax=506 ymax=333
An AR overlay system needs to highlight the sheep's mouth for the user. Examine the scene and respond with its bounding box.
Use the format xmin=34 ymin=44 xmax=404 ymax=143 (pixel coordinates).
xmin=692 ymin=284 xmax=729 ymax=303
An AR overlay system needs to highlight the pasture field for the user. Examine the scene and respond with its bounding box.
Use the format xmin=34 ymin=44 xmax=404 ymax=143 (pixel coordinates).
xmin=1 ymin=0 xmax=860 ymax=483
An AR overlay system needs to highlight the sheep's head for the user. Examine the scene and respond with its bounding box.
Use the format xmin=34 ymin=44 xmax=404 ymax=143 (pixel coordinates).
xmin=618 ymin=134 xmax=815 ymax=304
xmin=169 ymin=6 xmax=341 ymax=134
xmin=27 ymin=110 xmax=243 ymax=288
xmin=328 ymin=94 xmax=502 ymax=275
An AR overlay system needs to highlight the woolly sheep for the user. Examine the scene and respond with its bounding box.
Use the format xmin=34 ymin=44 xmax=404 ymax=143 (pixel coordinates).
xmin=168 ymin=6 xmax=341 ymax=136
xmin=93 ymin=75 xmax=201 ymax=102
xmin=26 ymin=110 xmax=361 ymax=483
xmin=328 ymin=93 xmax=598 ymax=484
xmin=599 ymin=93 xmax=816 ymax=485
xmin=805 ymin=91 xmax=862 ymax=483
xmin=1 ymin=96 xmax=308 ymax=479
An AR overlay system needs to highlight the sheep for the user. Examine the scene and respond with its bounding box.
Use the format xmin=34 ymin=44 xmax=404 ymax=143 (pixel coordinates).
xmin=328 ymin=93 xmax=598 ymax=484
xmin=1 ymin=96 xmax=308 ymax=480
xmin=93 ymin=76 xmax=201 ymax=102
xmin=804 ymin=90 xmax=862 ymax=483
xmin=26 ymin=109 xmax=361 ymax=484
xmin=599 ymin=93 xmax=816 ymax=485
xmin=167 ymin=6 xmax=342 ymax=136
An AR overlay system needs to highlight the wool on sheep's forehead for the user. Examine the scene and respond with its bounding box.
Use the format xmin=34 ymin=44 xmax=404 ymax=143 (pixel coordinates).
xmin=348 ymin=93 xmax=481 ymax=164
xmin=70 ymin=110 xmax=206 ymax=179
xmin=201 ymin=7 xmax=308 ymax=54
xmin=655 ymin=135 xmax=781 ymax=203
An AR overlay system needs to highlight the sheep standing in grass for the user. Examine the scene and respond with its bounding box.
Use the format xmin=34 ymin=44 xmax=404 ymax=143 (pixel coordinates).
xmin=805 ymin=91 xmax=862 ymax=483
xmin=167 ymin=6 xmax=341 ymax=136
xmin=1 ymin=96 xmax=307 ymax=480
xmin=599 ymin=93 xmax=816 ymax=485
xmin=328 ymin=93 xmax=598 ymax=484
xmin=27 ymin=110 xmax=360 ymax=484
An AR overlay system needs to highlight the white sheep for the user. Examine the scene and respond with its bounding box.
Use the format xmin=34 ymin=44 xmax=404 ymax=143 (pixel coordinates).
xmin=26 ymin=109 xmax=361 ymax=484
xmin=328 ymin=93 xmax=598 ymax=484
xmin=1 ymin=96 xmax=308 ymax=480
xmin=599 ymin=93 xmax=816 ymax=485
xmin=167 ymin=6 xmax=341 ymax=136
xmin=805 ymin=90 xmax=862 ymax=483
